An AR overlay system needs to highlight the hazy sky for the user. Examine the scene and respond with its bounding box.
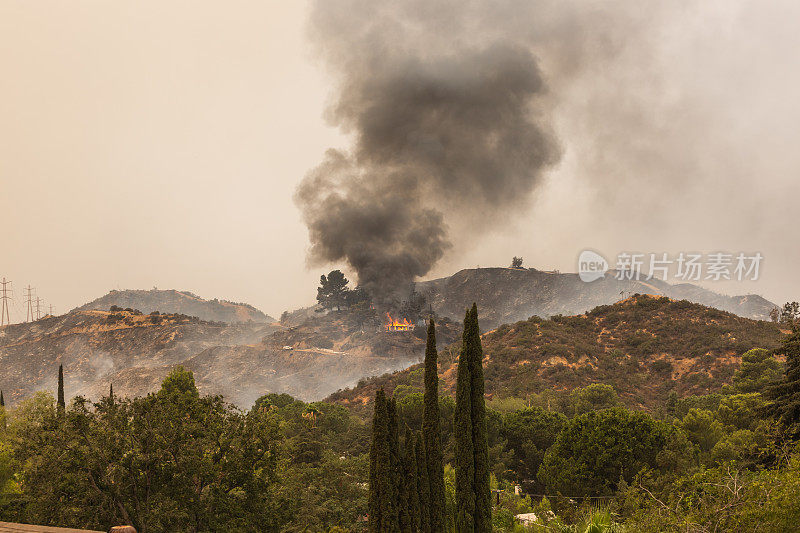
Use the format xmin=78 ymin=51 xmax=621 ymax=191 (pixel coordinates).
xmin=1 ymin=0 xmax=799 ymax=321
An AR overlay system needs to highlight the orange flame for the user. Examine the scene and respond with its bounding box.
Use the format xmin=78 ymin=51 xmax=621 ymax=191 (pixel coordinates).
xmin=386 ymin=312 xmax=414 ymax=332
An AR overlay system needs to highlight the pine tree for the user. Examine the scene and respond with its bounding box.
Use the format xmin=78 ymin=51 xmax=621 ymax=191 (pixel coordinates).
xmin=423 ymin=318 xmax=446 ymax=531
xmin=57 ymin=364 xmax=65 ymax=415
xmin=404 ymin=428 xmax=421 ymax=532
xmin=455 ymin=304 xmax=492 ymax=532
xmin=415 ymin=431 xmax=431 ymax=533
xmin=767 ymin=328 xmax=800 ymax=438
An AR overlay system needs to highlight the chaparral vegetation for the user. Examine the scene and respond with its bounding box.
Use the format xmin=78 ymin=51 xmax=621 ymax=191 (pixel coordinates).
xmin=1 ymin=299 xmax=799 ymax=532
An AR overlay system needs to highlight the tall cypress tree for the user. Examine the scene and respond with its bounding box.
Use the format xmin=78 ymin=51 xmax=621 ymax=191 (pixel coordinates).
xmin=404 ymin=428 xmax=421 ymax=532
xmin=468 ymin=305 xmax=492 ymax=531
xmin=369 ymin=389 xmax=388 ymax=532
xmin=415 ymin=431 xmax=431 ymax=533
xmin=390 ymin=399 xmax=411 ymax=531
xmin=57 ymin=364 xmax=65 ymax=415
xmin=423 ymin=318 xmax=446 ymax=531
xmin=386 ymin=398 xmax=401 ymax=532
xmin=454 ymin=304 xmax=492 ymax=532
xmin=0 ymin=390 xmax=4 ymax=407
xmin=455 ymin=307 xmax=476 ymax=532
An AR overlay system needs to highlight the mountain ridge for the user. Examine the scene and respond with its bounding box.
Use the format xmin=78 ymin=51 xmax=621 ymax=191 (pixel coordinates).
xmin=73 ymin=288 xmax=274 ymax=324
xmin=415 ymin=267 xmax=776 ymax=330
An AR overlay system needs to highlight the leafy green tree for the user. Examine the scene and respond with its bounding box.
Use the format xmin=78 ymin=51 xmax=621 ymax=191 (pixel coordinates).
xmin=569 ymin=383 xmax=621 ymax=416
xmin=422 ymin=319 xmax=445 ymax=532
xmin=711 ymin=429 xmax=768 ymax=465
xmin=317 ymin=270 xmax=350 ymax=311
xmin=454 ymin=304 xmax=492 ymax=532
xmin=501 ymin=407 xmax=566 ymax=492
xmin=766 ymin=329 xmax=800 ymax=439
xmin=510 ymin=257 xmax=523 ymax=268
xmin=538 ymin=408 xmax=671 ymax=497
xmin=716 ymin=393 xmax=769 ymax=431
xmin=734 ymin=348 xmax=783 ymax=393
xmin=3 ymin=369 xmax=287 ymax=532
xmin=679 ymin=408 xmax=724 ymax=455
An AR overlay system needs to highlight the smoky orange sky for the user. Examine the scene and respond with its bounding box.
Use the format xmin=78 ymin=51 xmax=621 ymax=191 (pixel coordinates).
xmin=1 ymin=0 xmax=799 ymax=321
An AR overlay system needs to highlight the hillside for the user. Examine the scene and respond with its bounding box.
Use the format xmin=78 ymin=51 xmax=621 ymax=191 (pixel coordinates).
xmin=0 ymin=307 xmax=459 ymax=407
xmin=328 ymin=295 xmax=787 ymax=412
xmin=0 ymin=309 xmax=270 ymax=405
xmin=415 ymin=267 xmax=776 ymax=330
xmin=73 ymin=289 xmax=274 ymax=323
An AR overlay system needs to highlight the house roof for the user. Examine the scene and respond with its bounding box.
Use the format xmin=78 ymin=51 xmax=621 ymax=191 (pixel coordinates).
xmin=0 ymin=523 xmax=104 ymax=533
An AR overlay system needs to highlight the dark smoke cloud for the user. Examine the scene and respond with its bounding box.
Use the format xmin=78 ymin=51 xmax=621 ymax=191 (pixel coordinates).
xmin=296 ymin=1 xmax=560 ymax=297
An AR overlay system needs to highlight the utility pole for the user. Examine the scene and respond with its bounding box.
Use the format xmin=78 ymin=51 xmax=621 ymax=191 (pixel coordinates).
xmin=49 ymin=304 xmax=54 ymax=316
xmin=25 ymin=286 xmax=34 ymax=322
xmin=0 ymin=278 xmax=10 ymax=326
xmin=35 ymin=297 xmax=43 ymax=320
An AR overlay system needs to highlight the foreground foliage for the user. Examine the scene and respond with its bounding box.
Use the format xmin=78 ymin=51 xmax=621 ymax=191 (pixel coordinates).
xmin=0 ymin=327 xmax=799 ymax=531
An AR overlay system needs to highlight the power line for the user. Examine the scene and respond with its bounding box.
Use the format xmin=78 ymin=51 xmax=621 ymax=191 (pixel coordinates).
xmin=0 ymin=278 xmax=10 ymax=326
xmin=25 ymin=286 xmax=34 ymax=322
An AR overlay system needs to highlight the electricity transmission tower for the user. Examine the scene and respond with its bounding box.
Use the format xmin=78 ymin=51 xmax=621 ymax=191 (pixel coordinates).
xmin=0 ymin=278 xmax=10 ymax=326
xmin=25 ymin=286 xmax=35 ymax=322
xmin=35 ymin=297 xmax=44 ymax=320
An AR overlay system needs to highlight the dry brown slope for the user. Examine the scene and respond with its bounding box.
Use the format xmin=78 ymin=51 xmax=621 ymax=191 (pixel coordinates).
xmin=0 ymin=308 xmax=453 ymax=408
xmin=328 ymin=295 xmax=786 ymax=413
xmin=0 ymin=309 xmax=270 ymax=405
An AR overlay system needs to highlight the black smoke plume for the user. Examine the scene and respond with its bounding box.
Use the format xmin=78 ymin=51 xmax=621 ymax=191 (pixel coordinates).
xmin=295 ymin=1 xmax=560 ymax=299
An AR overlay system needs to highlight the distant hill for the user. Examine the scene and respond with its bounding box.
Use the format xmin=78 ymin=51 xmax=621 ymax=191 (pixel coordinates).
xmin=74 ymin=289 xmax=274 ymax=324
xmin=415 ymin=267 xmax=776 ymax=330
xmin=329 ymin=295 xmax=787 ymax=412
xmin=0 ymin=307 xmax=455 ymax=407
xmin=0 ymin=308 xmax=271 ymax=406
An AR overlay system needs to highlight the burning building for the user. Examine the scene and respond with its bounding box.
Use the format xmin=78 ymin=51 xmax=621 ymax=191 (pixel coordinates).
xmin=385 ymin=312 xmax=414 ymax=332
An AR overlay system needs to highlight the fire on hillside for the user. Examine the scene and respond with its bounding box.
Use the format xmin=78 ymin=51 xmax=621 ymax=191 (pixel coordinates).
xmin=385 ymin=312 xmax=414 ymax=332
